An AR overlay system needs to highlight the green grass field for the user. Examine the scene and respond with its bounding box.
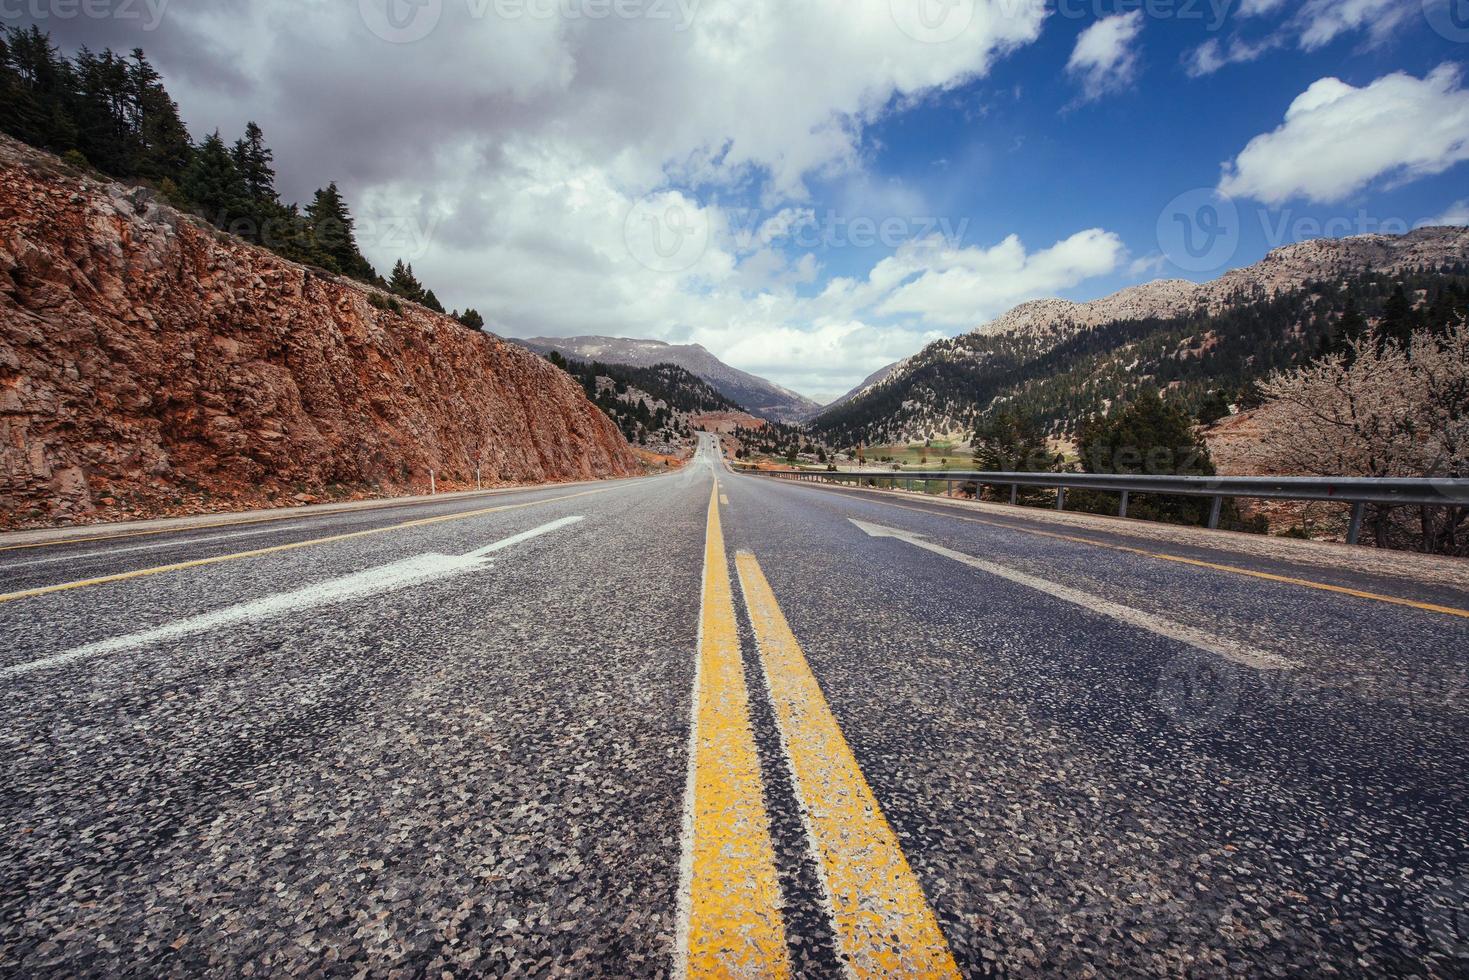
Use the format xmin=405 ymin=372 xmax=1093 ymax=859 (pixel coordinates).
xmin=859 ymin=442 xmax=971 ymax=470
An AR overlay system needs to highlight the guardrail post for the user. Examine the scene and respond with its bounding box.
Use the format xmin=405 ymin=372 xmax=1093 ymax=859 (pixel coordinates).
xmin=1119 ymin=490 xmax=1129 ymax=518
xmin=1055 ymin=487 xmax=1066 ymax=511
xmin=1208 ymin=496 xmax=1223 ymax=530
xmin=1347 ymin=502 xmax=1366 ymax=546
xmin=947 ymin=479 xmax=954 ymax=497
xmin=1010 ymin=485 xmax=1018 ymax=506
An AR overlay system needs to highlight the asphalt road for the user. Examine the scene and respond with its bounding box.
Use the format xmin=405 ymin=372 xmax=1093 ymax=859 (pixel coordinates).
xmin=1 ymin=434 xmax=1466 ymax=977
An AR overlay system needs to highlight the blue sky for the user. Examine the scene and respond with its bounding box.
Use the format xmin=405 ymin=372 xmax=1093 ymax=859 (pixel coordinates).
xmin=796 ymin=1 xmax=1469 ymax=302
xmin=19 ymin=0 xmax=1469 ymax=401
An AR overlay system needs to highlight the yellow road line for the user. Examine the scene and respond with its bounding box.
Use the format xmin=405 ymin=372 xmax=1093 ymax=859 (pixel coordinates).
xmin=0 ymin=489 xmax=609 ymax=606
xmin=735 ymin=551 xmax=961 ymax=979
xmin=790 ymin=484 xmax=1469 ymax=620
xmin=0 ymin=488 xmax=550 ymax=554
xmin=676 ymin=483 xmax=791 ymax=979
xmin=0 ymin=514 xmax=311 ymax=553
xmin=0 ymin=478 xmax=648 ymax=554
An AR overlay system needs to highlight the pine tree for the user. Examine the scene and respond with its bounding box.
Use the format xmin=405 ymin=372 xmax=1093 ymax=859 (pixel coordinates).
xmin=180 ymin=130 xmax=249 ymax=229
xmin=0 ymin=27 xmax=66 ymax=150
xmin=1078 ymin=389 xmax=1220 ymax=525
xmin=1379 ymin=285 xmax=1418 ymax=350
xmin=421 ymin=288 xmax=445 ymax=314
xmin=973 ymin=412 xmax=1057 ymax=473
xmin=305 ymin=183 xmax=376 ymax=282
xmin=128 ymin=49 xmax=190 ymax=180
xmin=1322 ymin=299 xmax=1367 ymax=358
xmin=388 ymin=259 xmax=426 ymax=302
xmin=231 ymin=121 xmax=277 ymax=204
xmin=458 ymin=309 xmax=485 ymax=331
xmin=71 ymin=46 xmax=133 ymax=176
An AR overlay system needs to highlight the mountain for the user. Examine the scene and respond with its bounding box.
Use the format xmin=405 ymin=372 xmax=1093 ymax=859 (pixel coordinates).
xmin=0 ymin=135 xmax=638 ymax=528
xmin=824 ymin=360 xmax=908 ymax=412
xmin=808 ymin=228 xmax=1469 ymax=448
xmin=553 ymin=357 xmax=739 ymax=449
xmin=514 ymin=336 xmax=823 ymax=423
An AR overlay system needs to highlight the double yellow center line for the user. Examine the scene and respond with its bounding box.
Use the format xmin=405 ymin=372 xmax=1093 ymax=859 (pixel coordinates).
xmin=678 ymin=482 xmax=792 ymax=976
xmin=677 ymin=482 xmax=959 ymax=977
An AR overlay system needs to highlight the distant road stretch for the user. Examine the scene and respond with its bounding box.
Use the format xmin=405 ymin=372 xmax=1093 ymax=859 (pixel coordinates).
xmin=2 ymin=434 xmax=1466 ymax=976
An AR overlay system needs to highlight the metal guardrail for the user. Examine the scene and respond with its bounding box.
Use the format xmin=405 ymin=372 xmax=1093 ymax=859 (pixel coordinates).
xmin=739 ymin=467 xmax=1469 ymax=546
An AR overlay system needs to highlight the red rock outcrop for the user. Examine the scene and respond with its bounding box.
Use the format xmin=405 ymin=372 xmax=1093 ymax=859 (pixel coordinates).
xmin=0 ymin=136 xmax=639 ymax=529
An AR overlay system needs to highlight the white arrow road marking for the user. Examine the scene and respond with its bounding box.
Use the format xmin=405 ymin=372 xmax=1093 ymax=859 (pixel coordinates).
xmin=850 ymin=519 xmax=1297 ymax=671
xmin=3 ymin=516 xmax=584 ymax=678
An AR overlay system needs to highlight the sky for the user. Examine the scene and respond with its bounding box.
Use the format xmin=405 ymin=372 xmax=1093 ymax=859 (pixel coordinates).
xmin=13 ymin=0 xmax=1469 ymax=402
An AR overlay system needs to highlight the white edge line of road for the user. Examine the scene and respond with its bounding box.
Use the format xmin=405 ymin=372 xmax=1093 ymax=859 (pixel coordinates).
xmin=850 ymin=519 xmax=1298 ymax=672
xmin=0 ymin=524 xmax=323 ymax=569
xmin=2 ymin=516 xmax=585 ymax=680
xmin=671 ymin=478 xmax=713 ymax=980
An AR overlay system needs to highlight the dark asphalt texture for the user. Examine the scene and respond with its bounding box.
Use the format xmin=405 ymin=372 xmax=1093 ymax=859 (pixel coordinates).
xmin=1 ymin=437 xmax=1466 ymax=977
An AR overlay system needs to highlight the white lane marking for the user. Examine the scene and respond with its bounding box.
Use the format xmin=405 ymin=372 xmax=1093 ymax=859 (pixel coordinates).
xmin=0 ymin=525 xmax=318 ymax=569
xmin=3 ymin=517 xmax=584 ymax=678
xmin=463 ymin=516 xmax=583 ymax=558
xmin=850 ymin=519 xmax=1297 ymax=671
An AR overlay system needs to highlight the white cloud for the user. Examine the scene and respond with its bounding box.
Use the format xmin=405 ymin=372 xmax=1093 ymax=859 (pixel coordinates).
xmin=39 ymin=1 xmax=1083 ymax=401
xmin=874 ymin=230 xmax=1128 ymax=326
xmin=1186 ymin=0 xmax=1412 ymax=77
xmin=1424 ymin=200 xmax=1469 ymax=226
xmin=1296 ymin=0 xmax=1415 ymax=50
xmin=1237 ymin=0 xmax=1290 ymax=15
xmin=1066 ymin=12 xmax=1145 ymax=102
xmin=1184 ymin=35 xmax=1282 ymax=78
xmin=1219 ymin=66 xmax=1469 ymax=205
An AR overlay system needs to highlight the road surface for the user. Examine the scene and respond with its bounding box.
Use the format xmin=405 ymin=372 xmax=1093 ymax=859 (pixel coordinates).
xmin=2 ymin=434 xmax=1466 ymax=977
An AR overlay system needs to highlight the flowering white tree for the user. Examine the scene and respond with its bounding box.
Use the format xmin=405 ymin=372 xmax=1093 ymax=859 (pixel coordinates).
xmin=1250 ymin=322 xmax=1468 ymax=553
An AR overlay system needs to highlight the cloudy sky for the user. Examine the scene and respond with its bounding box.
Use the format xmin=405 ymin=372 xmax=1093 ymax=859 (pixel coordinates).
xmin=15 ymin=0 xmax=1469 ymax=401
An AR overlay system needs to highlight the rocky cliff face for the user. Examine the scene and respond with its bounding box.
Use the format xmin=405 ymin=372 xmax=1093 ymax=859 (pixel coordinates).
xmin=0 ymin=136 xmax=639 ymax=529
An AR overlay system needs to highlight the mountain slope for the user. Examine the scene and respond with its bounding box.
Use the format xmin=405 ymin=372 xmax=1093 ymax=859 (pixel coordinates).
xmin=809 ymin=228 xmax=1469 ymax=447
xmin=0 ymin=135 xmax=638 ymax=528
xmin=554 ymin=357 xmax=738 ymax=448
xmin=514 ymin=335 xmax=822 ymax=422
xmin=824 ymin=359 xmax=908 ymax=411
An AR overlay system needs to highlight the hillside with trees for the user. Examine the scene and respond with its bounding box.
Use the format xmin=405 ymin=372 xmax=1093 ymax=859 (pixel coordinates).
xmin=0 ymin=26 xmax=469 ymax=323
xmin=810 ymin=267 xmax=1469 ymax=448
xmin=546 ymin=353 xmax=736 ymax=449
